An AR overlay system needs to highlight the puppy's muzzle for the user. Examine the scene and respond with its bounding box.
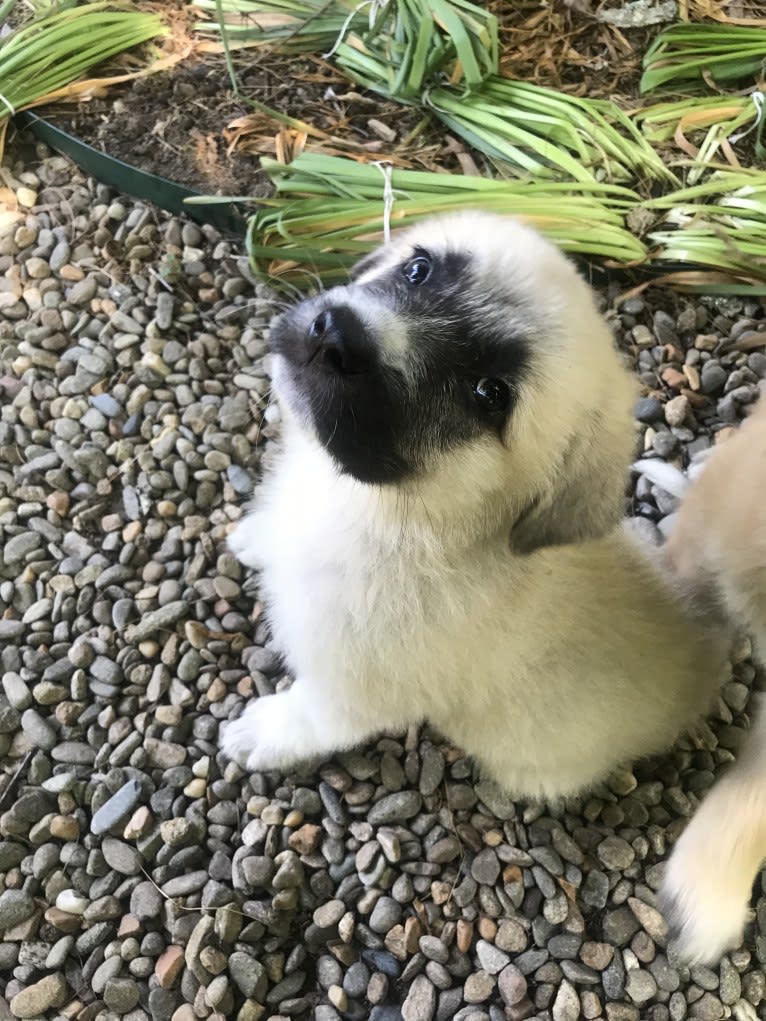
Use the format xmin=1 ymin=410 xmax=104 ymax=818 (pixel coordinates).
xmin=306 ymin=305 xmax=370 ymax=375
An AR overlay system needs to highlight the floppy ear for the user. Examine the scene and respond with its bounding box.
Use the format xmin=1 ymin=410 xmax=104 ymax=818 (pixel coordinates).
xmin=510 ymin=406 xmax=632 ymax=553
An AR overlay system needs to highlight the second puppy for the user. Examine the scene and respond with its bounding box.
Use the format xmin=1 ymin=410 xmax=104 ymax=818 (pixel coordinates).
xmin=639 ymin=396 xmax=766 ymax=965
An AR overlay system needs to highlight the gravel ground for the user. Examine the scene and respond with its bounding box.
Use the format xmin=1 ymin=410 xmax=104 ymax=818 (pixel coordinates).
xmin=1 ymin=139 xmax=766 ymax=1021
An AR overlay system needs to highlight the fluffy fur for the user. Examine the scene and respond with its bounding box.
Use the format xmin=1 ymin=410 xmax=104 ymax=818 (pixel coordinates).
xmin=221 ymin=212 xmax=739 ymax=955
xmin=639 ymin=395 xmax=766 ymax=965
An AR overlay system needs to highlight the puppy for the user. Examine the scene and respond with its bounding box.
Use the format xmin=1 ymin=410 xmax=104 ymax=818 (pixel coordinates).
xmin=638 ymin=395 xmax=766 ymax=965
xmin=221 ymin=211 xmax=728 ymax=809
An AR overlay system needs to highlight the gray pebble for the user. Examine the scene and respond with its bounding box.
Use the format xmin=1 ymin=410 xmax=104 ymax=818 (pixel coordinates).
xmin=471 ymin=848 xmax=500 ymax=885
xmin=368 ymin=791 xmax=422 ymax=825
xmin=402 ymin=974 xmax=437 ymax=1021
xmin=551 ymin=978 xmax=580 ymax=1021
xmin=625 ymin=969 xmax=657 ymax=1004
xmin=3 ymin=531 xmax=41 ymax=563
xmin=369 ymin=896 xmax=402 ymax=933
xmin=21 ymin=707 xmax=57 ymax=750
xmin=101 ymin=837 xmax=143 ymax=875
xmin=103 ymin=977 xmax=140 ymax=1013
xmin=597 ymin=835 xmax=635 ymax=870
xmin=126 ymin=601 xmax=189 ymax=641
xmin=0 ymin=890 xmax=36 ymax=930
xmin=90 ymin=779 xmax=143 ymax=834
xmin=635 ymin=397 xmax=663 ymax=423
xmin=476 ymin=940 xmax=510 ymax=975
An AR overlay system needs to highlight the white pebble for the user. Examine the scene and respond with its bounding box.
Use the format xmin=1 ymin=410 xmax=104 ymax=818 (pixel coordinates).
xmin=56 ymin=890 xmax=89 ymax=915
xmin=16 ymin=187 xmax=38 ymax=208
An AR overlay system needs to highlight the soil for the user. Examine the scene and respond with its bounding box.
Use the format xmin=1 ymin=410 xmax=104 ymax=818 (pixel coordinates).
xmin=28 ymin=1 xmax=659 ymax=198
xmin=35 ymin=51 xmax=456 ymax=198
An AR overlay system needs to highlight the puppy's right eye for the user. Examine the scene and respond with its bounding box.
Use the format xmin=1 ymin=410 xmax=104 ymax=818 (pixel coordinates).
xmin=403 ymin=255 xmax=431 ymax=285
xmin=474 ymin=378 xmax=510 ymax=415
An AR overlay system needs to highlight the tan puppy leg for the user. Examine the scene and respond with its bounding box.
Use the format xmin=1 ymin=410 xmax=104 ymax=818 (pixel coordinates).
xmin=661 ymin=396 xmax=766 ymax=963
xmin=660 ymin=695 xmax=766 ymax=964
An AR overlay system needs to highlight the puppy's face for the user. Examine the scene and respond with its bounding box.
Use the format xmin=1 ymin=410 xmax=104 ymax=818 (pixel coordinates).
xmin=270 ymin=214 xmax=547 ymax=483
xmin=269 ymin=211 xmax=635 ymax=546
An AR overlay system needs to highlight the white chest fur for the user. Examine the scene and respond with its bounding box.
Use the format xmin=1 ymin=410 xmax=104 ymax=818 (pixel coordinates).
xmin=225 ymin=428 xmax=726 ymax=800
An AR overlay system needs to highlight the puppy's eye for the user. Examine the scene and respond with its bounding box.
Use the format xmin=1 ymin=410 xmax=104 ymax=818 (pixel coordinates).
xmin=474 ymin=378 xmax=510 ymax=414
xmin=402 ymin=255 xmax=431 ymax=285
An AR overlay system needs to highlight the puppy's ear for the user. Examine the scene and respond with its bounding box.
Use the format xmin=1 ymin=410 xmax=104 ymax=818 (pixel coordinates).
xmin=510 ymin=408 xmax=630 ymax=553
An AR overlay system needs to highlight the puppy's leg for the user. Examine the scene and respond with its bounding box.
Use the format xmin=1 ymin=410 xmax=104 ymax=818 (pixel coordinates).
xmin=660 ymin=695 xmax=766 ymax=965
xmin=221 ymin=679 xmax=390 ymax=771
xmin=227 ymin=510 xmax=270 ymax=570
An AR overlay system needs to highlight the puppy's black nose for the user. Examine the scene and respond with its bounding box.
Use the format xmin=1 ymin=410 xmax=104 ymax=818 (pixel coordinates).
xmin=307 ymin=305 xmax=367 ymax=373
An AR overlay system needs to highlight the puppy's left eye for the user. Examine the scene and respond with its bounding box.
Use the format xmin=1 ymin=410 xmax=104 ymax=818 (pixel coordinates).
xmin=403 ymin=255 xmax=431 ymax=285
xmin=474 ymin=378 xmax=510 ymax=414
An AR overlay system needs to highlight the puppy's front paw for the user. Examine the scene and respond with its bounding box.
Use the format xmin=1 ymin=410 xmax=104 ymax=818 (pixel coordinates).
xmin=659 ymin=813 xmax=754 ymax=966
xmin=228 ymin=512 xmax=267 ymax=570
xmin=221 ymin=693 xmax=314 ymax=772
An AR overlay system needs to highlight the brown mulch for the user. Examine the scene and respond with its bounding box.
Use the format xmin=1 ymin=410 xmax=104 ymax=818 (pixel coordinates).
xmin=495 ymin=0 xmax=654 ymax=102
xmin=23 ymin=0 xmax=728 ymax=197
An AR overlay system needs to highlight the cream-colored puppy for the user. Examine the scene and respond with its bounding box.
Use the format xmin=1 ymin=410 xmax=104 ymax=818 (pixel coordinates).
xmin=221 ymin=212 xmax=727 ymax=809
xmin=640 ymin=395 xmax=766 ymax=965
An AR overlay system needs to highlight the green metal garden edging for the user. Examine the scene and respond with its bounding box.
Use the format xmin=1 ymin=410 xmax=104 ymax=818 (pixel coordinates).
xmin=18 ymin=111 xmax=248 ymax=236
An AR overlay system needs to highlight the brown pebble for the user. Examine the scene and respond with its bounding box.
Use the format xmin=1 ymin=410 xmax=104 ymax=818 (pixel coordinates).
xmin=664 ymin=394 xmax=689 ymax=427
xmin=49 ymin=815 xmax=80 ymax=840
xmin=155 ymin=945 xmax=185 ymax=988
xmin=44 ymin=906 xmax=81 ymax=933
xmin=184 ymin=621 xmax=209 ymax=649
xmin=404 ymin=916 xmax=421 ymax=954
xmin=118 ymin=914 xmax=142 ymax=937
xmin=695 ymin=332 xmax=719 ymax=350
xmin=661 ymin=367 xmax=686 ymax=389
xmin=206 ymin=677 xmax=227 ymax=702
xmin=328 ymin=985 xmax=347 ymax=1011
xmin=457 ymin=919 xmax=474 ymax=953
xmin=580 ymin=941 xmax=614 ymax=970
xmin=155 ymin=705 xmax=183 ymax=726
xmin=171 ymin=1001 xmax=198 ymax=1021
xmin=503 ymin=864 xmax=522 ymax=884
xmin=430 ymin=881 xmax=451 ymax=905
xmin=661 ymin=343 xmax=685 ymax=363
xmin=682 ymin=364 xmax=701 ymax=390
xmin=54 ymin=702 xmax=81 ymax=726
xmin=46 ymin=491 xmax=69 ymax=516
xmin=288 ymin=823 xmax=321 ymax=855
xmin=123 ymin=521 xmax=142 ymax=542
xmin=680 ymin=387 xmax=709 ymax=409
xmin=368 ymin=971 xmax=388 ymax=1004
xmin=59 ymin=264 xmax=85 ymax=281
xmin=200 ymin=946 xmax=228 ymax=975
xmin=123 ymin=806 xmax=152 ymax=839
xmin=384 ymin=924 xmax=407 ymax=960
xmin=338 ymin=911 xmax=355 ymax=944
xmin=477 ymin=917 xmax=497 ymax=942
